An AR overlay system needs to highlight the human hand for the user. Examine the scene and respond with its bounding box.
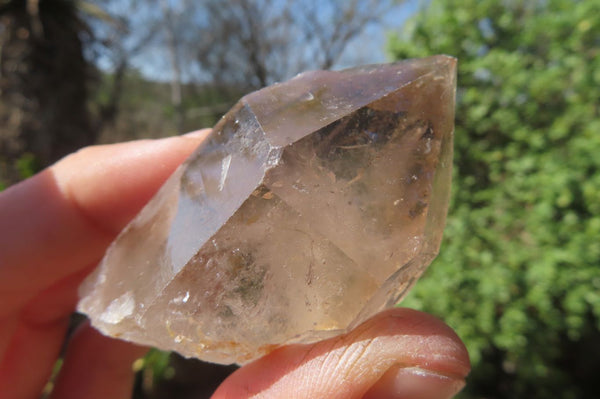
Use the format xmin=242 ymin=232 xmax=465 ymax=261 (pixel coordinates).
xmin=0 ymin=132 xmax=469 ymax=399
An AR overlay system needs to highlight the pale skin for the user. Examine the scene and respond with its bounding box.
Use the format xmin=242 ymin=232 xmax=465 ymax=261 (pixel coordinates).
xmin=0 ymin=130 xmax=470 ymax=399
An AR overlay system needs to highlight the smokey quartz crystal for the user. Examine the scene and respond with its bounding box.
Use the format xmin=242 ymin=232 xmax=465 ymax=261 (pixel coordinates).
xmin=78 ymin=55 xmax=457 ymax=364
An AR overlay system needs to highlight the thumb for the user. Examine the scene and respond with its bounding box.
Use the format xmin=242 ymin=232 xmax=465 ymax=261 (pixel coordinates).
xmin=212 ymin=308 xmax=470 ymax=399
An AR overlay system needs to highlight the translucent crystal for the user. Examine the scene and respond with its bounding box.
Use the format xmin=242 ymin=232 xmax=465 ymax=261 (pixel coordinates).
xmin=77 ymin=55 xmax=457 ymax=364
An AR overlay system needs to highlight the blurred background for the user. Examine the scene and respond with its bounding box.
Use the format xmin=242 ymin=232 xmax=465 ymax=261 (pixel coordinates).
xmin=1 ymin=0 xmax=599 ymax=398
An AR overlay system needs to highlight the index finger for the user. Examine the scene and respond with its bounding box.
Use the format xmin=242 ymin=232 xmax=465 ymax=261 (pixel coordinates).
xmin=0 ymin=131 xmax=210 ymax=316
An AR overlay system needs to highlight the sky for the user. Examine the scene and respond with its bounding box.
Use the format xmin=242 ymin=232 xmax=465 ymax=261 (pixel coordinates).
xmin=126 ymin=0 xmax=421 ymax=82
xmin=334 ymin=0 xmax=420 ymax=69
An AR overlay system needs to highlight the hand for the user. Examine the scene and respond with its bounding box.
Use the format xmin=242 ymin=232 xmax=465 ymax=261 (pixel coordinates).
xmin=0 ymin=131 xmax=469 ymax=399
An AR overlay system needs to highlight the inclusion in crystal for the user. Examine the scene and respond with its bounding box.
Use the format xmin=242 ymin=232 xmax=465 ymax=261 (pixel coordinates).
xmin=77 ymin=55 xmax=457 ymax=364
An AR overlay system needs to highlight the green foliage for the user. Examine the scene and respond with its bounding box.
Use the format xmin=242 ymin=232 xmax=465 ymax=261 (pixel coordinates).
xmin=42 ymin=358 xmax=64 ymax=396
xmin=0 ymin=153 xmax=39 ymax=189
xmin=15 ymin=153 xmax=38 ymax=180
xmin=93 ymin=68 xmax=241 ymax=143
xmin=137 ymin=348 xmax=175 ymax=386
xmin=389 ymin=0 xmax=600 ymax=397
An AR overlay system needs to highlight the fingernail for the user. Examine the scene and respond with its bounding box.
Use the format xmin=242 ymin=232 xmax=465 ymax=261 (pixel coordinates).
xmin=182 ymin=129 xmax=212 ymax=139
xmin=363 ymin=364 xmax=466 ymax=399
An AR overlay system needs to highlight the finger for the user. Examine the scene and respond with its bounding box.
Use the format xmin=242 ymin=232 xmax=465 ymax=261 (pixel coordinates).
xmin=0 ymin=130 xmax=210 ymax=315
xmin=362 ymin=364 xmax=466 ymax=399
xmin=0 ymin=317 xmax=68 ymax=399
xmin=52 ymin=129 xmax=211 ymax=234
xmin=49 ymin=322 xmax=147 ymax=399
xmin=0 ymin=268 xmax=89 ymax=389
xmin=0 ymin=131 xmax=208 ymax=399
xmin=0 ymin=315 xmax=18 ymax=376
xmin=212 ymin=308 xmax=470 ymax=399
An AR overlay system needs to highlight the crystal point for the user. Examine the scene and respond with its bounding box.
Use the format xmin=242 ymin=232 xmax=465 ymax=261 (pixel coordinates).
xmin=78 ymin=55 xmax=457 ymax=364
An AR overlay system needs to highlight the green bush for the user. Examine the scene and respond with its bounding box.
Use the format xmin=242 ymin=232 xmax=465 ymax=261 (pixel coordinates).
xmin=389 ymin=0 xmax=600 ymax=397
xmin=0 ymin=153 xmax=39 ymax=189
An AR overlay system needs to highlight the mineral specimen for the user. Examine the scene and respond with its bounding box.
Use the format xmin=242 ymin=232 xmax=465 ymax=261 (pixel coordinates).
xmin=77 ymin=55 xmax=457 ymax=365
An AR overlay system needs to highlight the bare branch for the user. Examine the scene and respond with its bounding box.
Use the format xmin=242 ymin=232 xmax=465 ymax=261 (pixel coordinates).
xmin=192 ymin=0 xmax=392 ymax=90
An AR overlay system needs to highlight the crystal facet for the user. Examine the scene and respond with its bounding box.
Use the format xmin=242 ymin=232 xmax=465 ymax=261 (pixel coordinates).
xmin=77 ymin=55 xmax=457 ymax=364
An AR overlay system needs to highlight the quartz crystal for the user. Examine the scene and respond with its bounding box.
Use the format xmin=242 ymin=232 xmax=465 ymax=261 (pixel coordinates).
xmin=78 ymin=55 xmax=457 ymax=365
